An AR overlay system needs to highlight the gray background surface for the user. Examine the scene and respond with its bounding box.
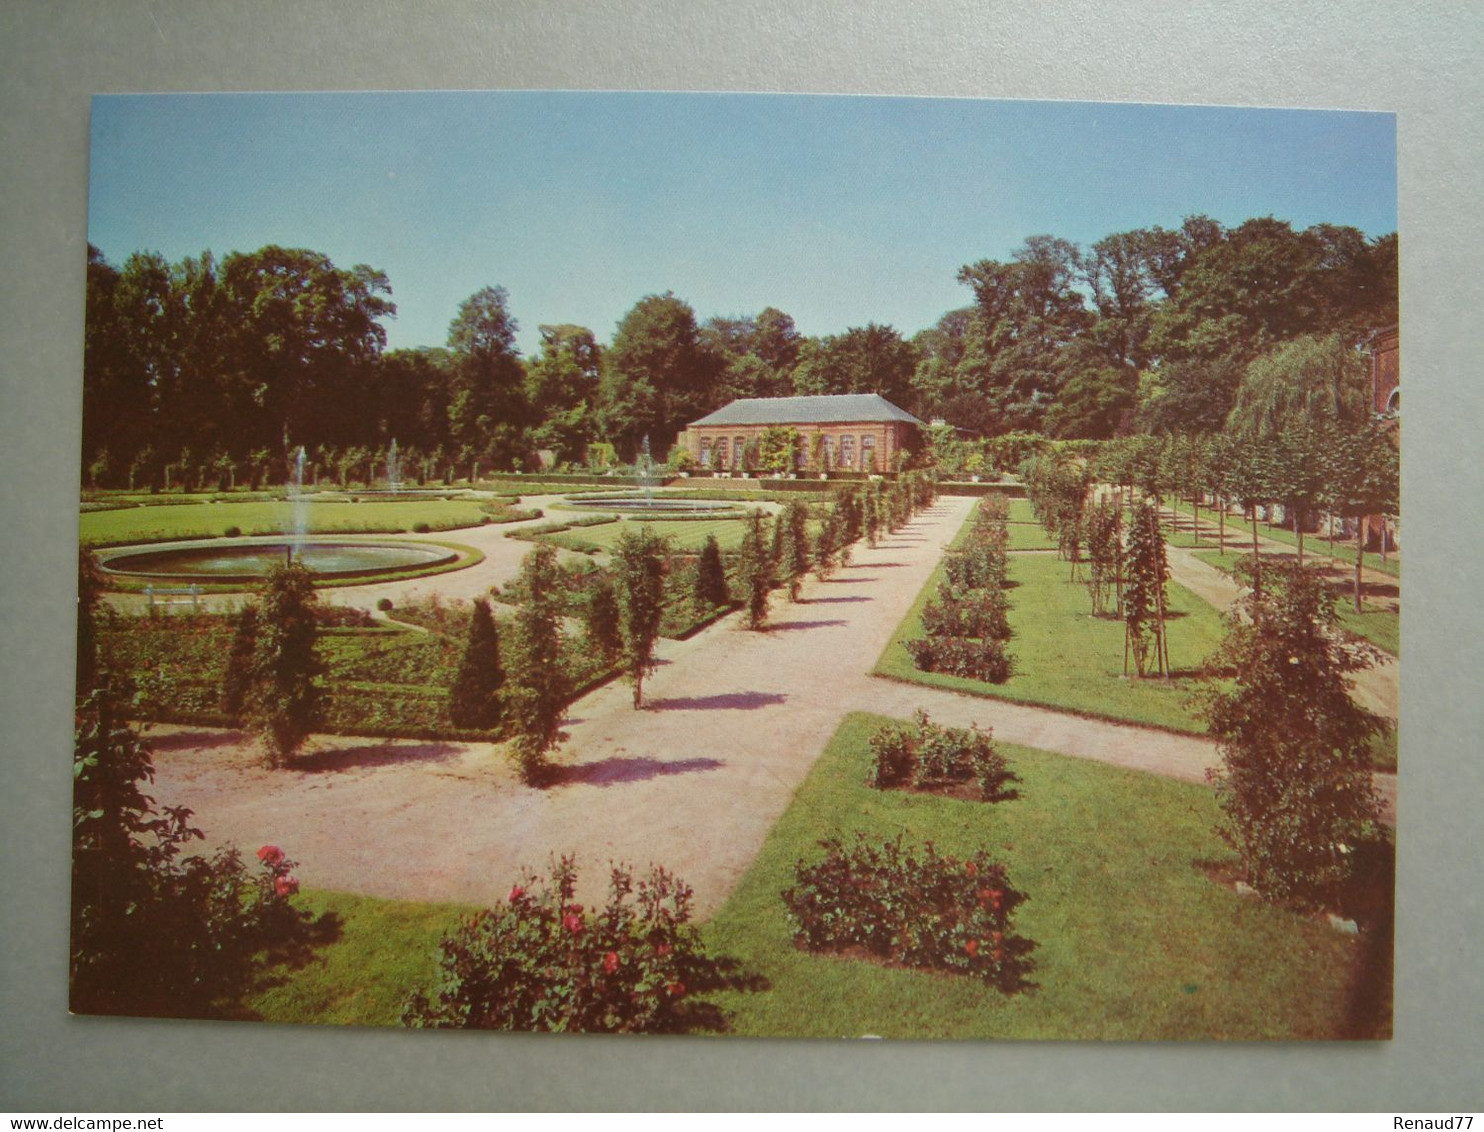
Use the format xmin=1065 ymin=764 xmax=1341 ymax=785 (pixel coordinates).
xmin=2 ymin=0 xmax=1480 ymax=1112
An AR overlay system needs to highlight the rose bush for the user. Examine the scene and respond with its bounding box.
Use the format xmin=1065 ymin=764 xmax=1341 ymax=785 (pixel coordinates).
xmin=403 ymin=856 xmax=731 ymax=1033
xmin=868 ymin=710 xmax=1016 ymax=801
xmin=781 ymin=834 xmax=1034 ymax=991
xmin=71 ymin=691 xmax=309 ymax=1017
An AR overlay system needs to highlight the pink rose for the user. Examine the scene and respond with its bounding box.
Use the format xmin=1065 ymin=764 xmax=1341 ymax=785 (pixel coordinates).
xmin=509 ymin=885 xmax=525 ymax=902
xmin=257 ymin=845 xmax=284 ymax=866
xmin=274 ymin=875 xmax=299 ymax=898
xmin=563 ymin=913 xmax=584 ymax=934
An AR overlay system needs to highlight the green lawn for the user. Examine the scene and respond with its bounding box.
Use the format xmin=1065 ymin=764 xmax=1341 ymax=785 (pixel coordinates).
xmin=702 ymin=713 xmax=1375 ymax=1039
xmin=536 ymin=516 xmax=757 ymax=555
xmin=247 ymin=889 xmax=471 ymax=1026
xmin=876 ymin=535 xmax=1229 ymax=735
xmin=1189 ymin=548 xmax=1399 ymax=658
xmin=1005 ymin=522 xmax=1059 ymax=551
xmin=1166 ymin=499 xmax=1400 ymax=579
xmin=81 ymin=498 xmax=505 ymax=546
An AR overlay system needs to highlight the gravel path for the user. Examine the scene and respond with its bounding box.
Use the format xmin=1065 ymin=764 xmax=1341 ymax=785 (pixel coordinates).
xmin=145 ymin=492 xmax=1397 ymax=919
xmin=1164 ymin=542 xmax=1399 ymax=722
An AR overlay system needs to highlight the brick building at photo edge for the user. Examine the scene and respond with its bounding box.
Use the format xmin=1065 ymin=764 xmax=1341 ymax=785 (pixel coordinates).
xmin=677 ymin=393 xmax=924 ymax=473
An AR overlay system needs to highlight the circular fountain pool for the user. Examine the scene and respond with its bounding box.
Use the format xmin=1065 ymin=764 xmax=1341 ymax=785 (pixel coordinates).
xmin=98 ymin=537 xmax=459 ymax=585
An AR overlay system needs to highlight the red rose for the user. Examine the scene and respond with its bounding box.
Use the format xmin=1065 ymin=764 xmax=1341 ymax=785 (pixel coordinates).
xmin=508 ymin=885 xmax=525 ymax=902
xmin=274 ymin=875 xmax=299 ymax=897
xmin=603 ymin=951 xmax=619 ymax=974
xmin=656 ymin=944 xmax=673 ymax=957
xmin=991 ymin=931 xmax=1003 ymax=944
xmin=666 ymin=981 xmax=685 ymax=997
xmin=563 ymin=913 xmax=584 ymax=934
xmin=965 ymin=939 xmax=979 ymax=956
xmin=257 ymin=845 xmax=284 ymax=866
xmin=965 ymin=861 xmax=977 ymax=876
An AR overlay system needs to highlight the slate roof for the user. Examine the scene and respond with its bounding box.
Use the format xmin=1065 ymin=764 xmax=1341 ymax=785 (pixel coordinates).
xmin=688 ymin=393 xmax=925 ymax=428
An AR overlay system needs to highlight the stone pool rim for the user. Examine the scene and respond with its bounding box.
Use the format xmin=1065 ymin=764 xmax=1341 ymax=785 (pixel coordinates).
xmin=96 ymin=535 xmax=464 ymax=586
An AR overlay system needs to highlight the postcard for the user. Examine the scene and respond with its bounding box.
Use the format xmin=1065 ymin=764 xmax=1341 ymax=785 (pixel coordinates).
xmin=74 ymin=91 xmax=1397 ymax=1039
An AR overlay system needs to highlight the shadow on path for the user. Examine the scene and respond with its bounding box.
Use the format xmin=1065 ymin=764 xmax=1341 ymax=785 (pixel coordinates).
xmin=802 ymin=595 xmax=872 ymax=604
xmin=150 ymin=729 xmax=247 ymax=752
xmin=551 ymin=755 xmax=725 ymax=788
xmin=291 ymin=741 xmax=461 ymax=773
xmin=649 ymin=691 xmax=788 ymax=712
xmin=768 ymin=619 xmax=848 ymax=632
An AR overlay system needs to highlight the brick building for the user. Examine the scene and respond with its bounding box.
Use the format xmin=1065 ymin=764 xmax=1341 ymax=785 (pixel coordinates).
xmin=679 ymin=393 xmax=924 ymax=472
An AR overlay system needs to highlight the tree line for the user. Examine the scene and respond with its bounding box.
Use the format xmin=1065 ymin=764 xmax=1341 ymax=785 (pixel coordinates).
xmin=83 ymin=213 xmax=1394 ymax=488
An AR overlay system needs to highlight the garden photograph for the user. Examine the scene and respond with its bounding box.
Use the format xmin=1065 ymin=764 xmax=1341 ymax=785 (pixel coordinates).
xmin=73 ymin=90 xmax=1399 ymax=1042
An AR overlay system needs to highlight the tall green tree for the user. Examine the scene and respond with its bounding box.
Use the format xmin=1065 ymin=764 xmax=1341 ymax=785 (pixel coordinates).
xmin=1323 ymin=423 xmax=1400 ymax=612
xmin=600 ymin=292 xmax=723 ymax=458
xmin=954 ymin=236 xmax=1093 ymax=430
xmin=583 ymin=576 xmax=624 ymax=665
xmin=612 ymin=526 xmax=668 ymax=709
xmin=504 ymin=545 xmax=571 ymax=783
xmin=76 ymin=549 xmax=106 ymax=698
xmin=447 ymin=286 xmax=530 ymax=470
xmin=694 ymin=535 xmax=729 ymax=609
xmin=246 ymin=561 xmax=323 ymax=768
xmin=737 ymin=511 xmax=773 ymax=630
xmin=1122 ymin=501 xmax=1170 ymax=678
xmin=1203 ymin=564 xmax=1385 ymax=907
xmin=792 ymin=323 xmax=920 ymax=409
xmin=772 ymin=501 xmax=811 ymax=601
xmin=449 ymin=598 xmax=504 ymax=730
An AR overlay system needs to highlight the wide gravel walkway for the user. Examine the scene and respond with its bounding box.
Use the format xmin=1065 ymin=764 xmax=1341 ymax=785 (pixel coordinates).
xmin=147 ymin=493 xmax=1396 ymax=918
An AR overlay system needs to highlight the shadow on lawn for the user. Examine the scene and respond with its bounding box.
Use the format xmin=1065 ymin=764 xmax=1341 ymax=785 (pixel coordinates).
xmin=649 ymin=691 xmax=787 ymax=711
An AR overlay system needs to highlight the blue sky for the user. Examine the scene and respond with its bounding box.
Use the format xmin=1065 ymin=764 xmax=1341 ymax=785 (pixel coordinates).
xmin=88 ymin=92 xmax=1396 ymax=356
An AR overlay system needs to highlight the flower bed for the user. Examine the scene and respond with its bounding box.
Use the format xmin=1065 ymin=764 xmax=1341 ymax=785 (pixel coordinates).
xmin=781 ymin=835 xmax=1034 ymax=991
xmin=403 ymin=857 xmax=732 ymax=1033
xmin=867 ymin=710 xmax=1017 ymax=801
